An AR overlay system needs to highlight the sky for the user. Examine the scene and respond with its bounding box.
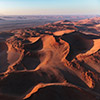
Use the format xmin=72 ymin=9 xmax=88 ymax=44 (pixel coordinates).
xmin=0 ymin=0 xmax=100 ymax=15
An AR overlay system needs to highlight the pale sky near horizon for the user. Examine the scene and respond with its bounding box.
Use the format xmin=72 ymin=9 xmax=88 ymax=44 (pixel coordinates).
xmin=0 ymin=0 xmax=100 ymax=15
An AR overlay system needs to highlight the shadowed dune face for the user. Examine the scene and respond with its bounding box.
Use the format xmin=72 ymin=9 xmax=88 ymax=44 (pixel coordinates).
xmin=0 ymin=42 xmax=8 ymax=52
xmin=20 ymin=51 xmax=41 ymax=70
xmin=24 ymin=83 xmax=98 ymax=100
xmin=0 ymin=19 xmax=100 ymax=100
xmin=23 ymin=38 xmax=43 ymax=51
xmin=0 ymin=40 xmax=9 ymax=73
xmin=17 ymin=38 xmax=43 ymax=70
xmin=61 ymin=32 xmax=94 ymax=61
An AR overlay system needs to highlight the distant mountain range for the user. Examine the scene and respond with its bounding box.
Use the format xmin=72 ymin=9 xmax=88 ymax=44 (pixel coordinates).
xmin=0 ymin=15 xmax=100 ymax=21
xmin=0 ymin=15 xmax=100 ymax=33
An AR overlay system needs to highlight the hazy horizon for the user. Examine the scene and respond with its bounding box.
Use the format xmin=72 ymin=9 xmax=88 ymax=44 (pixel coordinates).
xmin=0 ymin=14 xmax=100 ymax=16
xmin=0 ymin=0 xmax=100 ymax=15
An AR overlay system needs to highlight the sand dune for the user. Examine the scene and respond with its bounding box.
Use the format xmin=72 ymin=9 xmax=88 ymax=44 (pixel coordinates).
xmin=0 ymin=39 xmax=9 ymax=73
xmin=0 ymin=19 xmax=100 ymax=100
xmin=53 ymin=29 xmax=75 ymax=36
xmin=24 ymin=82 xmax=99 ymax=100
